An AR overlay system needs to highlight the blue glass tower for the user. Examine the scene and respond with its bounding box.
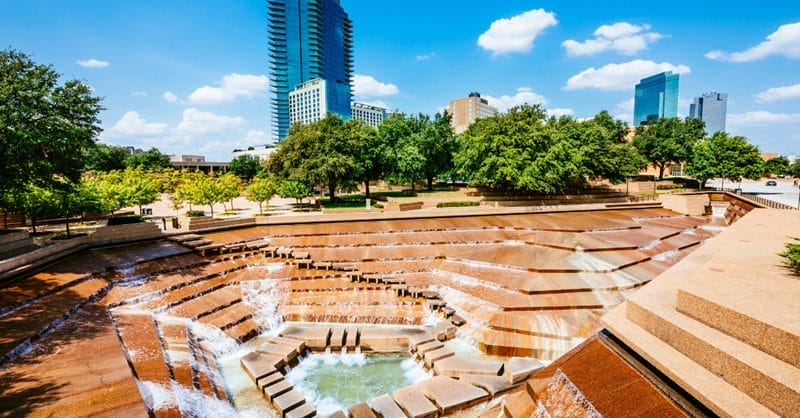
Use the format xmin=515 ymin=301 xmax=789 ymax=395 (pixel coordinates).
xmin=690 ymin=92 xmax=727 ymax=134
xmin=633 ymin=71 xmax=679 ymax=126
xmin=267 ymin=0 xmax=353 ymax=140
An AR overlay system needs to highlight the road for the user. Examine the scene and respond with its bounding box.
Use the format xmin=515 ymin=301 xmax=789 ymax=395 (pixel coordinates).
xmin=705 ymin=178 xmax=800 ymax=209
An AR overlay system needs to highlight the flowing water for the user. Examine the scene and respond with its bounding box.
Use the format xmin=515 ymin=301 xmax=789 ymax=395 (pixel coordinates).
xmin=284 ymin=352 xmax=429 ymax=416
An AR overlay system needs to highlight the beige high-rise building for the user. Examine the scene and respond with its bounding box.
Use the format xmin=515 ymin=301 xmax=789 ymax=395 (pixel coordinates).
xmin=448 ymin=92 xmax=498 ymax=134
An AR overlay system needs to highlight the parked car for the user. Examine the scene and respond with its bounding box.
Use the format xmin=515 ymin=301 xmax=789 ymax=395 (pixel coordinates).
xmin=766 ymin=180 xmax=778 ymax=186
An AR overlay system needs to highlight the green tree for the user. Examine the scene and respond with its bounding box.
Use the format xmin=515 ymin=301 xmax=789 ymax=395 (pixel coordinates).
xmin=218 ymin=172 xmax=242 ymax=211
xmin=686 ymin=131 xmax=763 ymax=189
xmin=267 ymin=114 xmax=363 ymax=201
xmin=125 ymin=147 xmax=172 ymax=170
xmin=229 ymin=154 xmax=262 ymax=180
xmin=418 ymin=112 xmax=457 ymax=190
xmin=85 ymin=143 xmax=130 ymax=172
xmin=0 ymin=49 xmax=103 ymax=219
xmin=763 ymin=155 xmax=790 ymax=177
xmin=790 ymin=159 xmax=800 ymax=178
xmin=632 ymin=117 xmax=705 ymax=179
xmin=279 ymin=180 xmax=313 ymax=204
xmin=247 ymin=177 xmax=279 ymax=215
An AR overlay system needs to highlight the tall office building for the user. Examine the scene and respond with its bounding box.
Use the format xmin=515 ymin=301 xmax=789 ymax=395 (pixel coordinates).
xmin=633 ymin=71 xmax=679 ymax=126
xmin=267 ymin=0 xmax=353 ymax=139
xmin=288 ymin=78 xmax=327 ymax=126
xmin=448 ymin=92 xmax=498 ymax=134
xmin=351 ymin=102 xmax=386 ymax=127
xmin=689 ymin=92 xmax=727 ymax=134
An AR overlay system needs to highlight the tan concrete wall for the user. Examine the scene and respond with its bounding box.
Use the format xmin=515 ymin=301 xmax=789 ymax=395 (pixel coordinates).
xmin=659 ymin=194 xmax=710 ymax=216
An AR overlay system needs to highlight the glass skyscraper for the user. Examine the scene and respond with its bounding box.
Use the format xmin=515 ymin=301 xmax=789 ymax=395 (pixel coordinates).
xmin=267 ymin=0 xmax=353 ymax=140
xmin=689 ymin=92 xmax=727 ymax=134
xmin=633 ymin=71 xmax=679 ymax=126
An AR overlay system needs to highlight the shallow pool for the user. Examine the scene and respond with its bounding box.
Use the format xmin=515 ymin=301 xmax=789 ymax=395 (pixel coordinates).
xmin=285 ymin=352 xmax=429 ymax=415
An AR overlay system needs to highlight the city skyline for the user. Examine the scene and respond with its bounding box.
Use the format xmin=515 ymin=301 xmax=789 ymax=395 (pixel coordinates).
xmin=0 ymin=1 xmax=798 ymax=160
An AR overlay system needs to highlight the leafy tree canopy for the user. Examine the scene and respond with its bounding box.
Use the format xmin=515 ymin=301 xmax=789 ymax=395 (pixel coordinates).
xmin=632 ymin=117 xmax=705 ymax=179
xmin=229 ymin=154 xmax=262 ymax=180
xmin=685 ymin=131 xmax=763 ymax=188
xmin=125 ymin=147 xmax=172 ymax=170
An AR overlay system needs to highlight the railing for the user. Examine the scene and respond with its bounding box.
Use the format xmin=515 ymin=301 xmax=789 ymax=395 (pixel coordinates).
xmin=717 ymin=188 xmax=798 ymax=210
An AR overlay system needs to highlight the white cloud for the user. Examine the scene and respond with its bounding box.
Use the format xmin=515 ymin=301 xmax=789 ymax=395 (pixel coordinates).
xmin=564 ymin=59 xmax=691 ymax=91
xmin=415 ymin=52 xmax=437 ymax=62
xmin=353 ymin=74 xmax=399 ymax=97
xmin=485 ymin=87 xmax=548 ymax=111
xmin=755 ymin=83 xmax=800 ymax=102
xmin=547 ymin=107 xmax=575 ymax=117
xmin=174 ymin=108 xmax=244 ymax=135
xmin=728 ymin=111 xmax=800 ymax=126
xmin=617 ymin=98 xmax=635 ymax=113
xmin=188 ymin=73 xmax=269 ymax=104
xmin=477 ymin=9 xmax=557 ymax=56
xmin=245 ymin=129 xmax=271 ymax=144
xmin=131 ymin=91 xmax=148 ymax=98
xmin=705 ymin=21 xmax=800 ymax=62
xmin=563 ymin=22 xmax=663 ymax=57
xmin=76 ymin=58 xmax=110 ymax=68
xmin=106 ymin=111 xmax=168 ymax=137
xmin=163 ymin=91 xmax=178 ymax=103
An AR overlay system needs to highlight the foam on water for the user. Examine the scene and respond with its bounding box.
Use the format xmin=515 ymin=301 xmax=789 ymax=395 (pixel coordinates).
xmin=652 ymin=249 xmax=680 ymax=261
xmin=135 ymin=380 xmax=176 ymax=411
xmin=241 ymin=277 xmax=286 ymax=335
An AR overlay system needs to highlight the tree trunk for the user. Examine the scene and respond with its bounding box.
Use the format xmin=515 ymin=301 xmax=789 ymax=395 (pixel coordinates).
xmin=427 ymin=175 xmax=434 ymax=191
xmin=31 ymin=217 xmax=37 ymax=234
xmin=364 ymin=180 xmax=370 ymax=199
xmin=658 ymin=163 xmax=666 ymax=180
xmin=259 ymin=201 xmax=264 ymax=215
xmin=700 ymin=179 xmax=707 ymax=189
xmin=328 ymin=182 xmax=336 ymax=202
xmin=209 ymin=205 xmax=214 ymax=217
xmin=65 ymin=218 xmax=71 ymax=236
xmin=410 ymin=179 xmax=416 ymax=192
xmin=3 ymin=211 xmax=7 ymax=230
xmin=230 ymin=198 xmax=235 ymax=210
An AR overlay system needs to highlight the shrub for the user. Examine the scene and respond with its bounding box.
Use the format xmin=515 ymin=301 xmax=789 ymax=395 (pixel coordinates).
xmin=780 ymin=238 xmax=800 ymax=273
xmin=185 ymin=210 xmax=205 ymax=217
xmin=372 ymin=203 xmax=384 ymax=209
xmin=106 ymin=215 xmax=143 ymax=226
xmin=436 ymin=201 xmax=480 ymax=208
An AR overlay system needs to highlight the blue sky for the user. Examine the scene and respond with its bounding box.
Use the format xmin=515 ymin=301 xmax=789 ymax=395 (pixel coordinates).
xmin=1 ymin=0 xmax=799 ymax=161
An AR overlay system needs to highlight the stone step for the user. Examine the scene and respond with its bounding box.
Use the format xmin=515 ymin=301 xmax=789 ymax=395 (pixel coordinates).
xmin=197 ymin=301 xmax=253 ymax=330
xmin=272 ymin=389 xmax=305 ymax=418
xmin=502 ymin=357 xmax=542 ymax=384
xmin=460 ymin=374 xmax=516 ymax=398
xmin=392 ymin=386 xmax=438 ymax=418
xmin=264 ymin=379 xmax=293 ymax=402
xmin=156 ymin=321 xmax=194 ymax=390
xmin=501 ymin=389 xmax=536 ymax=418
xmin=257 ymin=341 xmax=300 ymax=365
xmin=348 ymin=402 xmax=377 ymax=418
xmin=433 ymin=356 xmax=504 ymax=379
xmin=224 ymin=318 xmax=263 ymax=344
xmin=329 ymin=327 xmax=345 ymax=350
xmin=166 ymin=286 xmax=241 ymax=319
xmin=240 ymin=351 xmax=285 ymax=386
xmin=675 ymin=287 xmax=800 ymax=369
xmin=423 ymin=347 xmax=454 ymax=368
xmin=280 ymin=326 xmax=331 ymax=351
xmin=419 ymin=375 xmax=489 ymax=415
xmin=626 ymin=297 xmax=800 ymax=417
xmin=285 ymin=402 xmax=315 ymax=418
xmin=368 ymin=393 xmax=406 ymax=418
xmin=476 ymin=328 xmax=574 ymax=360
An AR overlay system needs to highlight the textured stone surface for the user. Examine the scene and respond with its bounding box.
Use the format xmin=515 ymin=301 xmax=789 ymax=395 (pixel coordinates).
xmin=272 ymin=389 xmax=305 ymax=417
xmin=433 ymin=356 xmax=504 ymax=378
xmin=419 ymin=375 xmax=489 ymax=414
xmin=392 ymin=385 xmax=438 ymax=418
xmin=264 ymin=379 xmax=293 ymax=401
xmin=461 ymin=374 xmax=517 ymax=397
xmin=503 ymin=357 xmax=543 ymax=383
xmin=369 ymin=393 xmax=407 ymax=418
xmin=348 ymin=402 xmax=378 ymax=418
xmin=240 ymin=351 xmax=284 ymax=384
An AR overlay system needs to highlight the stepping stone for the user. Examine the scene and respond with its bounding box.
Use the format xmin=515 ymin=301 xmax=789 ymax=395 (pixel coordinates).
xmin=257 ymin=342 xmax=299 ymax=364
xmin=280 ymin=326 xmax=331 ymax=351
xmin=196 ymin=243 xmax=224 ymax=256
xmin=269 ymin=336 xmax=307 ymax=354
xmin=264 ymin=379 xmax=293 ymax=401
xmin=369 ymin=394 xmax=406 ymax=418
xmin=423 ymin=347 xmax=454 ymax=368
xmin=258 ymin=371 xmax=284 ymax=391
xmin=503 ymin=357 xmax=543 ymax=384
xmin=415 ymin=340 xmax=443 ymax=356
xmin=346 ymin=272 xmax=362 ymax=282
xmin=433 ymin=356 xmax=504 ymax=378
xmin=425 ymin=300 xmax=446 ymax=310
xmin=329 ymin=327 xmax=345 ymax=350
xmin=276 ymin=247 xmax=294 ymax=258
xmin=332 ymin=262 xmax=356 ymax=271
xmin=318 ymin=411 xmax=347 ymax=418
xmin=314 ymin=261 xmax=332 ymax=270
xmin=296 ymin=258 xmax=313 ymax=269
xmin=441 ymin=307 xmax=455 ymax=318
xmin=421 ymin=291 xmax=439 ymax=299
xmin=461 ymin=375 xmax=516 ymax=398
xmin=419 ymin=375 xmax=490 ymax=415
xmin=286 ymin=402 xmax=316 ymax=418
xmin=272 ymin=389 xmax=305 ymax=417
xmin=168 ymin=234 xmax=202 ymax=242
xmin=392 ymin=386 xmax=438 ymax=418
xmin=292 ymin=251 xmax=310 ymax=259
xmin=348 ymin=402 xmax=377 ymax=418
xmin=183 ymin=238 xmax=212 ymax=248
xmin=407 ymin=330 xmax=435 ymax=351
xmin=345 ymin=326 xmax=359 ymax=348
xmin=450 ymin=315 xmax=466 ymax=326
xmin=240 ymin=351 xmax=285 ymax=385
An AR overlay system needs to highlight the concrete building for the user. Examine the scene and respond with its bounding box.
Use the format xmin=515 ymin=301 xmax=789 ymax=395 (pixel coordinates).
xmin=231 ymin=145 xmax=277 ymax=162
xmin=351 ymin=102 xmax=386 ymax=127
xmin=267 ymin=0 xmax=353 ymax=140
xmin=169 ymin=154 xmax=228 ymax=173
xmin=689 ymin=92 xmax=727 ymax=134
xmin=448 ymin=92 xmax=498 ymax=134
xmin=634 ymin=71 xmax=679 ymax=126
xmin=288 ymin=78 xmax=327 ymax=126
